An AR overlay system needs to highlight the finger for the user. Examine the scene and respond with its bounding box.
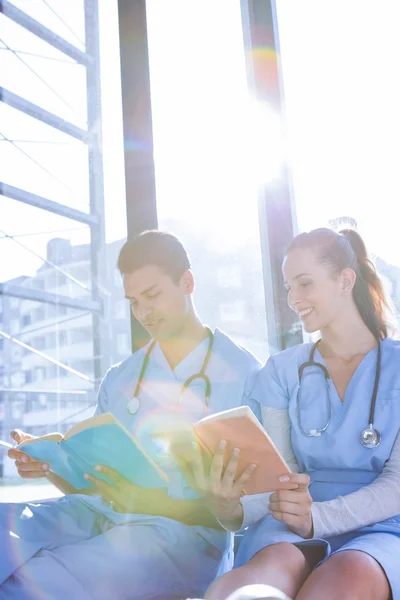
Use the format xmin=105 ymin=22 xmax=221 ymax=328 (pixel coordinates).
xmin=209 ymin=440 xmax=227 ymax=483
xmin=273 ymin=489 xmax=312 ymax=504
xmin=269 ymin=500 xmax=308 ymax=517
xmin=271 ymin=511 xmax=303 ymax=528
xmin=17 ymin=469 xmax=47 ymax=480
xmin=94 ymin=465 xmax=125 ymax=487
xmin=85 ymin=473 xmax=118 ymax=500
xmin=233 ymin=463 xmax=257 ymax=495
xmin=10 ymin=429 xmax=26 ymax=443
xmin=16 ymin=460 xmax=49 ymax=473
xmin=221 ymin=448 xmax=240 ymax=489
xmin=279 ymin=473 xmax=310 ymax=491
xmin=192 ymin=448 xmax=208 ymax=490
xmin=8 ymin=448 xmax=33 ymax=462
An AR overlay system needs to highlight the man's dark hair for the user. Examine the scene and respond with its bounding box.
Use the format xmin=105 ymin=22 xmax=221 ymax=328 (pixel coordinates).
xmin=117 ymin=230 xmax=191 ymax=283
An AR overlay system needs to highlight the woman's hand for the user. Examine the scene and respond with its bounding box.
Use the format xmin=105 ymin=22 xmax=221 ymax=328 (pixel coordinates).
xmin=178 ymin=439 xmax=257 ymax=525
xmin=269 ymin=473 xmax=313 ymax=538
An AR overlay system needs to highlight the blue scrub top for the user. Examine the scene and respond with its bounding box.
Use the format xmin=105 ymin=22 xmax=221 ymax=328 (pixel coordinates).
xmin=253 ymin=337 xmax=400 ymax=499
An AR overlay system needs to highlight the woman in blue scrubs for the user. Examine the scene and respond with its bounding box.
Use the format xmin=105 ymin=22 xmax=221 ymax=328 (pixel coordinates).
xmin=200 ymin=228 xmax=400 ymax=600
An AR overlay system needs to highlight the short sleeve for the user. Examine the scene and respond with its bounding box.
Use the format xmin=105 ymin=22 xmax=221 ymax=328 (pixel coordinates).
xmin=242 ymin=369 xmax=262 ymax=423
xmin=93 ymin=372 xmax=110 ymax=416
xmin=252 ymin=356 xmax=289 ymax=410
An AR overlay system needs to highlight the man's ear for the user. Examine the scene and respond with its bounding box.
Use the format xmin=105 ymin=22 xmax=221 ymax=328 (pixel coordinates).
xmin=341 ymin=268 xmax=356 ymax=296
xmin=181 ymin=270 xmax=195 ymax=295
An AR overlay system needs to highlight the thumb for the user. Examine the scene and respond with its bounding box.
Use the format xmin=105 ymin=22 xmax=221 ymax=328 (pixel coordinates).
xmin=11 ymin=429 xmax=27 ymax=443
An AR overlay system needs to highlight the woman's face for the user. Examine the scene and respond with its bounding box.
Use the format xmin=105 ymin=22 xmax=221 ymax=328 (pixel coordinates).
xmin=283 ymin=248 xmax=349 ymax=333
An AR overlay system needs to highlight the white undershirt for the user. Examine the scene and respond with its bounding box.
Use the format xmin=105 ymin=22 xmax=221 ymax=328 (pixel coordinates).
xmin=236 ymin=408 xmax=400 ymax=538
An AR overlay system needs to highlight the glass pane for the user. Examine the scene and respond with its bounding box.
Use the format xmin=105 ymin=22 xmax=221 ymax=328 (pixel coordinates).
xmin=1 ymin=16 xmax=87 ymax=127
xmin=0 ymin=104 xmax=90 ymax=212
xmin=9 ymin=0 xmax=86 ymax=52
xmin=277 ymin=1 xmax=400 ymax=331
xmin=1 ymin=0 xmax=128 ymax=500
xmin=147 ymin=0 xmax=268 ymax=361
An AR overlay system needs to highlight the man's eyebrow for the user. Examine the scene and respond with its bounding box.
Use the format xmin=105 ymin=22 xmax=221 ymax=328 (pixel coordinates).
xmin=125 ymin=285 xmax=158 ymax=300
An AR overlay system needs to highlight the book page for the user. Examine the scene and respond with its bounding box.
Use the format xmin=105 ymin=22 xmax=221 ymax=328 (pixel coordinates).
xmin=194 ymin=409 xmax=291 ymax=495
xmin=19 ymin=432 xmax=63 ymax=446
xmin=63 ymin=412 xmax=116 ymax=441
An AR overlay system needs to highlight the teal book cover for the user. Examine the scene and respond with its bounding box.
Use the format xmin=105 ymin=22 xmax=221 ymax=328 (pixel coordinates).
xmin=19 ymin=413 xmax=168 ymax=490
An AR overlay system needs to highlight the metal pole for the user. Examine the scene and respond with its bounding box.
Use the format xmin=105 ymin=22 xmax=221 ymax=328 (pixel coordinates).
xmin=240 ymin=0 xmax=302 ymax=352
xmin=84 ymin=0 xmax=110 ymax=384
xmin=117 ymin=0 xmax=158 ymax=350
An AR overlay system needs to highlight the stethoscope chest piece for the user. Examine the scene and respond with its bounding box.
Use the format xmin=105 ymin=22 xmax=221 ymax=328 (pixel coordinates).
xmin=360 ymin=425 xmax=381 ymax=449
xmin=127 ymin=396 xmax=140 ymax=415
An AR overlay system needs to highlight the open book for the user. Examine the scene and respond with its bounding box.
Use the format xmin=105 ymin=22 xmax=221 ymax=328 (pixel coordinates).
xmin=193 ymin=405 xmax=291 ymax=495
xmin=17 ymin=406 xmax=290 ymax=495
xmin=17 ymin=413 xmax=168 ymax=490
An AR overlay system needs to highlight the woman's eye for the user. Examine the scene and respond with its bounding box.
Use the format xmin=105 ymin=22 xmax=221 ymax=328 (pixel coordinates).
xmin=300 ymin=281 xmax=311 ymax=288
xmin=147 ymin=293 xmax=160 ymax=300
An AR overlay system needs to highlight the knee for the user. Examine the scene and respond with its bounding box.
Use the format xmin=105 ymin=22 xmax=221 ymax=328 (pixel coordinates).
xmin=324 ymin=551 xmax=380 ymax=582
xmin=251 ymin=542 xmax=306 ymax=576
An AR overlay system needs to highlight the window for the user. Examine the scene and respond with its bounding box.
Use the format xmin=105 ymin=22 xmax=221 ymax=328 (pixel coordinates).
xmin=115 ymin=300 xmax=128 ymax=320
xmin=70 ymin=327 xmax=92 ymax=344
xmin=34 ymin=367 xmax=46 ymax=382
xmin=22 ymin=314 xmax=31 ymax=327
xmin=147 ymin=0 xmax=268 ymax=361
xmin=277 ymin=2 xmax=400 ymax=332
xmin=46 ymin=333 xmax=57 ymax=348
xmin=32 ymin=336 xmax=45 ymax=350
xmin=33 ymin=307 xmax=45 ymax=323
xmin=217 ymin=265 xmax=242 ymax=289
xmin=0 ymin=0 xmax=128 ymax=497
xmin=10 ymin=319 xmax=19 ymax=335
xmin=219 ymin=301 xmax=246 ymax=324
xmin=117 ymin=333 xmax=131 ymax=356
xmin=58 ymin=331 xmax=68 ymax=347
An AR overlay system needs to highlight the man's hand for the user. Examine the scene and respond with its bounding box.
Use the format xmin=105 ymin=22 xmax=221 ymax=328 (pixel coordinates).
xmin=84 ymin=465 xmax=152 ymax=513
xmin=269 ymin=473 xmax=313 ymax=538
xmin=7 ymin=429 xmax=50 ymax=479
xmin=175 ymin=439 xmax=258 ymax=526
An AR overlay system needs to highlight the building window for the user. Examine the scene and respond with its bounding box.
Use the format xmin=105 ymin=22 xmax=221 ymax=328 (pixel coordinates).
xmin=22 ymin=314 xmax=31 ymax=327
xmin=32 ymin=336 xmax=45 ymax=350
xmin=33 ymin=307 xmax=45 ymax=322
xmin=59 ymin=331 xmax=68 ymax=346
xmin=71 ymin=326 xmax=92 ymax=344
xmin=34 ymin=367 xmax=46 ymax=382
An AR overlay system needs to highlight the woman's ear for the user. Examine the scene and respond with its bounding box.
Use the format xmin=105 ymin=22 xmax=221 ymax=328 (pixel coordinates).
xmin=341 ymin=268 xmax=356 ymax=296
xmin=181 ymin=270 xmax=195 ymax=295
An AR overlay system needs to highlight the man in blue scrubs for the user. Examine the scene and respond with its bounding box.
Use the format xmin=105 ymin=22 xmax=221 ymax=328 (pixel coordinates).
xmin=1 ymin=230 xmax=261 ymax=600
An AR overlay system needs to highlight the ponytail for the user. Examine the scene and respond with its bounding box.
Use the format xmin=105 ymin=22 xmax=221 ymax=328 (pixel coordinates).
xmin=339 ymin=229 xmax=389 ymax=340
xmin=287 ymin=228 xmax=391 ymax=340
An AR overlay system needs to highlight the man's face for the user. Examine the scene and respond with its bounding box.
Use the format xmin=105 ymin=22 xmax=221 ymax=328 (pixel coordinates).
xmin=123 ymin=265 xmax=193 ymax=340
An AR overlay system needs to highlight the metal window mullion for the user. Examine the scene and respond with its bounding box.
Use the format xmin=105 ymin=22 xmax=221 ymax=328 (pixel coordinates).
xmin=240 ymin=0 xmax=302 ymax=353
xmin=84 ymin=0 xmax=109 ymax=386
xmin=0 ymin=182 xmax=98 ymax=226
xmin=0 ymin=87 xmax=88 ymax=141
xmin=0 ymin=283 xmax=101 ymax=312
xmin=0 ymin=0 xmax=90 ymax=66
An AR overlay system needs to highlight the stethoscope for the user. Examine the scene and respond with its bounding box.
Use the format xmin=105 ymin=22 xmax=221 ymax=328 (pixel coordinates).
xmin=297 ymin=339 xmax=382 ymax=449
xmin=127 ymin=328 xmax=214 ymax=416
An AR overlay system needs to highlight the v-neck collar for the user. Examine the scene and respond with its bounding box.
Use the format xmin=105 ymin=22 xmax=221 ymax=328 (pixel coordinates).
xmin=150 ymin=331 xmax=213 ymax=378
xmin=313 ymin=339 xmax=386 ymax=409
